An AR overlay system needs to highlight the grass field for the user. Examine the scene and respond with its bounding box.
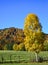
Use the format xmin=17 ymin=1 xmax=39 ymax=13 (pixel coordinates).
xmin=0 ymin=63 xmax=48 ymax=65
xmin=0 ymin=51 xmax=48 ymax=65
xmin=0 ymin=51 xmax=35 ymax=62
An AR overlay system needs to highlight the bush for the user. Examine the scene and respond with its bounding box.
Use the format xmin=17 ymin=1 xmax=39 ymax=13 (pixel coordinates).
xmin=38 ymin=57 xmax=43 ymax=62
xmin=44 ymin=40 xmax=48 ymax=51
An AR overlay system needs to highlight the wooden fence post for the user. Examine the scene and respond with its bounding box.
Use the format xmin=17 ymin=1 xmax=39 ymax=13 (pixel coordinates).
xmin=1 ymin=55 xmax=4 ymax=63
xmin=18 ymin=56 xmax=20 ymax=63
xmin=10 ymin=54 xmax=12 ymax=63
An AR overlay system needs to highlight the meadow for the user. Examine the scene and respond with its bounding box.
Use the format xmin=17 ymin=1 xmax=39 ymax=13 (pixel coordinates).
xmin=0 ymin=51 xmax=48 ymax=65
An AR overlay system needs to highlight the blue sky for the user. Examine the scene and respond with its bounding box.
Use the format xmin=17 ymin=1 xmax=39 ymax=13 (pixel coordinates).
xmin=0 ymin=0 xmax=48 ymax=34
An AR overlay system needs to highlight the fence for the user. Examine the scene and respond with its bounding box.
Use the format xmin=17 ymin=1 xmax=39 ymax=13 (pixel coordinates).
xmin=0 ymin=54 xmax=48 ymax=63
xmin=0 ymin=51 xmax=48 ymax=63
xmin=0 ymin=54 xmax=35 ymax=63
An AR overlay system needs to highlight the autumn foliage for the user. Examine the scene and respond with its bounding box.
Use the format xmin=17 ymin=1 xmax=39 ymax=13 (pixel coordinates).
xmin=0 ymin=27 xmax=25 ymax=50
xmin=24 ymin=14 xmax=44 ymax=52
xmin=0 ymin=14 xmax=48 ymax=51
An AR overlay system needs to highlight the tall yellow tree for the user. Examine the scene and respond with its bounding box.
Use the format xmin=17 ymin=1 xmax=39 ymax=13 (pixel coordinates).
xmin=24 ymin=14 xmax=44 ymax=62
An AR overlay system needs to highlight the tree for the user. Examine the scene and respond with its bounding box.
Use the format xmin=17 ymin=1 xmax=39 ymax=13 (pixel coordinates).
xmin=3 ymin=43 xmax=13 ymax=50
xmin=13 ymin=43 xmax=25 ymax=51
xmin=24 ymin=14 xmax=44 ymax=62
xmin=18 ymin=43 xmax=25 ymax=51
xmin=13 ymin=44 xmax=19 ymax=51
xmin=3 ymin=44 xmax=8 ymax=50
xmin=44 ymin=40 xmax=48 ymax=51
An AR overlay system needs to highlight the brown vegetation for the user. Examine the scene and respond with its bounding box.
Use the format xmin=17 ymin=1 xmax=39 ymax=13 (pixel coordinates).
xmin=0 ymin=27 xmax=48 ymax=50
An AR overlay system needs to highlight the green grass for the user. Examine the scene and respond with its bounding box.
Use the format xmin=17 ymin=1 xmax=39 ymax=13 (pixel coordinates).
xmin=0 ymin=51 xmax=48 ymax=65
xmin=0 ymin=51 xmax=35 ymax=62
xmin=0 ymin=63 xmax=48 ymax=65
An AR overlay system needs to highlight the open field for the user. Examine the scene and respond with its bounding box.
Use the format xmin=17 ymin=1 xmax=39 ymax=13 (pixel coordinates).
xmin=0 ymin=51 xmax=48 ymax=65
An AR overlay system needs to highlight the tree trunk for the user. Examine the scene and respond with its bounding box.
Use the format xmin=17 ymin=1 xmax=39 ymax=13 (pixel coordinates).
xmin=35 ymin=52 xmax=39 ymax=62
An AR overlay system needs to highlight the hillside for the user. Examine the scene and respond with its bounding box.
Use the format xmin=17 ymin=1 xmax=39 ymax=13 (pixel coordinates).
xmin=0 ymin=27 xmax=25 ymax=50
xmin=0 ymin=27 xmax=48 ymax=50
